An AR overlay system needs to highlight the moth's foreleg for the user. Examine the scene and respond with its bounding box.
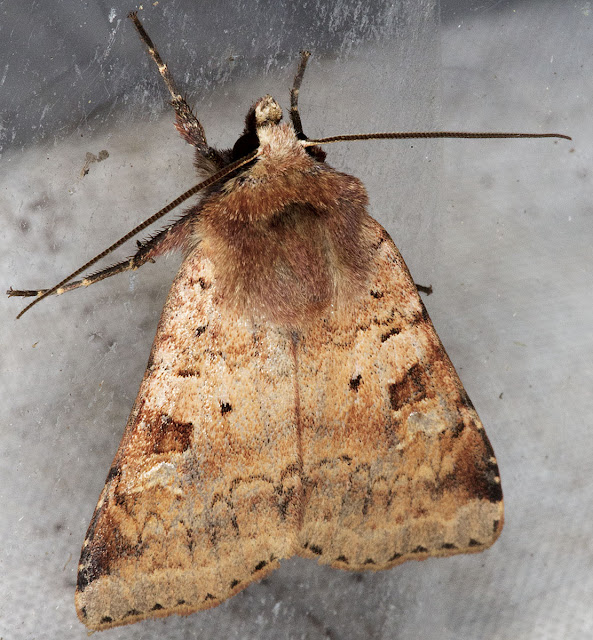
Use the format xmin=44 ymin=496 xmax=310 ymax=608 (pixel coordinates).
xmin=128 ymin=12 xmax=221 ymax=164
xmin=8 ymin=216 xmax=193 ymax=300
xmin=8 ymin=258 xmax=143 ymax=298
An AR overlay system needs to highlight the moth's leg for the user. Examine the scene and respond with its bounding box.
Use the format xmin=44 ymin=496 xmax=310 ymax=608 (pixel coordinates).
xmin=128 ymin=12 xmax=222 ymax=165
xmin=8 ymin=216 xmax=193 ymax=300
xmin=290 ymin=50 xmax=311 ymax=139
xmin=416 ymin=284 xmax=433 ymax=295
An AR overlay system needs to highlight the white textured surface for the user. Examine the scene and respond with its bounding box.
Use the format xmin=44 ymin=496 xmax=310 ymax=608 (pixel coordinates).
xmin=1 ymin=1 xmax=591 ymax=638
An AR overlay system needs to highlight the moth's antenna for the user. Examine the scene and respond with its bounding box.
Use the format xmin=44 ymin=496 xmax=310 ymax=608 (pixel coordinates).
xmin=305 ymin=131 xmax=572 ymax=144
xmin=289 ymin=53 xmax=570 ymax=145
xmin=13 ymin=151 xmax=258 ymax=319
xmin=290 ymin=50 xmax=311 ymax=139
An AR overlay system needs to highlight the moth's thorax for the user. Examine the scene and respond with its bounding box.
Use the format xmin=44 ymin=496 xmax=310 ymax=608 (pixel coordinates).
xmin=195 ymin=122 xmax=375 ymax=328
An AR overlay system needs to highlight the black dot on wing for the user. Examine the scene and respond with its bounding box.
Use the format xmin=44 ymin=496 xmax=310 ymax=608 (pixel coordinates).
xmin=349 ymin=374 xmax=362 ymax=391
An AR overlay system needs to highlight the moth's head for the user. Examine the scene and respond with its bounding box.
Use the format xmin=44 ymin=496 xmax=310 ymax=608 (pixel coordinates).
xmin=232 ymin=95 xmax=326 ymax=162
xmin=253 ymin=95 xmax=283 ymax=128
xmin=231 ymin=95 xmax=283 ymax=160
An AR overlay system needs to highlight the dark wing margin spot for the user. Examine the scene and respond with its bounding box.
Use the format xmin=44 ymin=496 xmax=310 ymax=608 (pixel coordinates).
xmin=309 ymin=544 xmax=323 ymax=555
xmin=230 ymin=579 xmax=240 ymax=588
xmin=413 ymin=545 xmax=428 ymax=553
xmin=106 ymin=463 xmax=121 ymax=482
xmin=389 ymin=552 xmax=402 ymax=561
xmin=370 ymin=290 xmax=384 ymax=299
xmin=151 ymin=603 xmax=164 ymax=611
xmin=336 ymin=555 xmax=349 ymax=563
xmin=100 ymin=616 xmax=113 ymax=624
xmin=441 ymin=543 xmax=457 ymax=550
xmin=220 ymin=401 xmax=233 ymax=415
xmin=459 ymin=388 xmax=476 ymax=411
xmin=204 ymin=593 xmax=215 ymax=601
xmin=468 ymin=539 xmax=481 ymax=547
xmin=76 ymin=568 xmax=90 ymax=591
xmin=177 ymin=599 xmax=186 ymax=606
xmin=363 ymin=558 xmax=375 ymax=565
xmin=481 ymin=476 xmax=503 ymax=503
xmin=124 ymin=609 xmax=141 ymax=618
xmin=253 ymin=560 xmax=268 ymax=572
xmin=420 ymin=300 xmax=430 ymax=322
xmin=349 ymin=374 xmax=362 ymax=391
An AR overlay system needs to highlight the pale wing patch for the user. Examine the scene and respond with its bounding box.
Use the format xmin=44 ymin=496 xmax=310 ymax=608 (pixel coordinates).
xmin=296 ymin=219 xmax=503 ymax=569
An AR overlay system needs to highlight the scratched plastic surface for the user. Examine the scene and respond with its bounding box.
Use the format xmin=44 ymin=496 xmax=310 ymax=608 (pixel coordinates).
xmin=1 ymin=1 xmax=591 ymax=639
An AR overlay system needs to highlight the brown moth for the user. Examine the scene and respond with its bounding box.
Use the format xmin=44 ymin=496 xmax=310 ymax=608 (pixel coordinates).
xmin=8 ymin=13 xmax=570 ymax=632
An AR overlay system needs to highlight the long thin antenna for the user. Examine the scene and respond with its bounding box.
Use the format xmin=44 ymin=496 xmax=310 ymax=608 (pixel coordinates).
xmin=13 ymin=150 xmax=258 ymax=319
xmin=304 ymin=131 xmax=571 ymax=145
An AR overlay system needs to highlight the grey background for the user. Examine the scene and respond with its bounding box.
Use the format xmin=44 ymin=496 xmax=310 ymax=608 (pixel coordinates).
xmin=1 ymin=0 xmax=591 ymax=638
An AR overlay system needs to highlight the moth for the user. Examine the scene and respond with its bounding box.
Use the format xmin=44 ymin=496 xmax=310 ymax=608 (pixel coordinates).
xmin=9 ymin=13 xmax=570 ymax=631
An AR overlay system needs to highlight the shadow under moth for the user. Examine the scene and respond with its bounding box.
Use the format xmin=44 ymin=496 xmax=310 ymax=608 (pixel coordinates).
xmin=8 ymin=12 xmax=570 ymax=631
